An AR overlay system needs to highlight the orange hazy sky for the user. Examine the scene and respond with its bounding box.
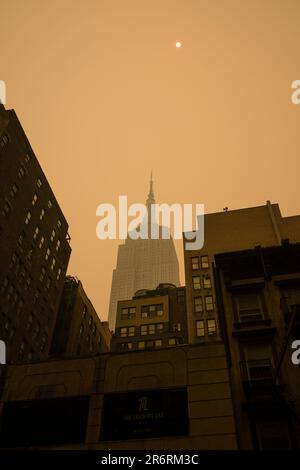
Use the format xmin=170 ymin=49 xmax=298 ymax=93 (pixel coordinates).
xmin=1 ymin=0 xmax=300 ymax=320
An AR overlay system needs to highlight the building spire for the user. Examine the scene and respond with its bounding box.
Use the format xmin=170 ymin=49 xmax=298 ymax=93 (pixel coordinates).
xmin=146 ymin=171 xmax=155 ymax=208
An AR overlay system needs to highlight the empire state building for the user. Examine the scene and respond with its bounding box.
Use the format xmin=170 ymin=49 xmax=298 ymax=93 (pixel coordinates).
xmin=107 ymin=175 xmax=180 ymax=331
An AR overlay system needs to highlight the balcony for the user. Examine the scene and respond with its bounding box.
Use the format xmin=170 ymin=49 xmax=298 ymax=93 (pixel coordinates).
xmin=240 ymin=359 xmax=276 ymax=393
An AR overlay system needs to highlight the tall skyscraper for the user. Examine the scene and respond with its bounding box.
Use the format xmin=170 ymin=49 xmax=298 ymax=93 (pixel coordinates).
xmin=0 ymin=104 xmax=71 ymax=362
xmin=108 ymin=175 xmax=180 ymax=330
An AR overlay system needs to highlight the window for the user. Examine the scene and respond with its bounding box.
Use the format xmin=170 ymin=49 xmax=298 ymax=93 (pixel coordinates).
xmin=149 ymin=324 xmax=155 ymax=335
xmin=32 ymin=194 xmax=37 ymax=206
xmin=192 ymin=276 xmax=201 ymax=290
xmin=48 ymin=200 xmax=52 ymax=208
xmin=37 ymin=178 xmax=42 ymax=188
xmin=141 ymin=325 xmax=147 ymax=336
xmin=155 ymin=339 xmax=162 ymax=347
xmin=18 ymin=232 xmax=25 ymax=245
xmin=18 ymin=166 xmax=25 ymax=179
xmin=120 ymin=327 xmax=127 ymax=337
xmin=56 ymin=240 xmax=61 ymax=252
xmin=79 ymin=324 xmax=84 ymax=337
xmin=201 ymin=255 xmax=209 ymax=269
xmin=146 ymin=341 xmax=154 ymax=348
xmin=141 ymin=304 xmax=164 ymax=318
xmin=194 ymin=297 xmax=203 ymax=313
xmin=207 ymin=318 xmax=217 ymax=336
xmin=196 ymin=320 xmax=205 ymax=337
xmin=56 ymin=268 xmax=62 ymax=281
xmin=39 ymin=267 xmax=46 ymax=282
xmin=39 ymin=236 xmax=44 ymax=249
xmin=138 ymin=341 xmax=145 ymax=349
xmin=57 ymin=219 xmax=62 ymax=229
xmin=25 ymin=211 xmax=31 ymax=225
xmin=121 ymin=307 xmax=136 ymax=320
xmin=157 ymin=323 xmax=163 ymax=331
xmin=10 ymin=183 xmax=18 ymax=197
xmin=33 ymin=226 xmax=39 ymax=240
xmin=191 ymin=256 xmax=199 ymax=270
xmin=203 ymin=276 xmax=212 ymax=289
xmin=2 ymin=201 xmax=11 ymax=217
xmin=40 ymin=208 xmax=45 ymax=220
xmin=127 ymin=342 xmax=133 ymax=350
xmin=50 ymin=257 xmax=56 ymax=270
xmin=128 ymin=326 xmax=135 ymax=337
xmin=205 ymin=295 xmax=214 ymax=312
xmin=173 ymin=323 xmax=182 ymax=332
xmin=50 ymin=229 xmax=56 ymax=242
xmin=45 ymin=248 xmax=51 ymax=260
xmin=236 ymin=292 xmax=263 ymax=322
xmin=25 ymin=153 xmax=31 ymax=163
xmin=0 ymin=133 xmax=9 ymax=147
xmin=168 ymin=338 xmax=176 ymax=346
xmin=82 ymin=305 xmax=87 ymax=319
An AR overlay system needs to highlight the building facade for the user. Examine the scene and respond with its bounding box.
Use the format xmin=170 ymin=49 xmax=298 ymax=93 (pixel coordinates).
xmin=214 ymin=242 xmax=300 ymax=449
xmin=111 ymin=283 xmax=187 ymax=351
xmin=0 ymin=342 xmax=237 ymax=449
xmin=0 ymin=104 xmax=71 ymax=363
xmin=183 ymin=202 xmax=300 ymax=345
xmin=108 ymin=176 xmax=180 ymax=331
xmin=50 ymin=276 xmax=111 ymax=357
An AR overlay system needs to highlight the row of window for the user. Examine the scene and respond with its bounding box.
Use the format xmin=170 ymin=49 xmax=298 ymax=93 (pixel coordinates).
xmin=196 ymin=318 xmax=217 ymax=337
xmin=120 ymin=322 xmax=182 ymax=337
xmin=192 ymin=275 xmax=212 ymax=290
xmin=193 ymin=295 xmax=214 ymax=313
xmin=191 ymin=255 xmax=209 ymax=270
xmin=119 ymin=337 xmax=182 ymax=351
xmin=121 ymin=304 xmax=164 ymax=320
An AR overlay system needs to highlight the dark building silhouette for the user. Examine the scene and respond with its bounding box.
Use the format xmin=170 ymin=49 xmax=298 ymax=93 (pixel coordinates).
xmin=0 ymin=104 xmax=71 ymax=362
xmin=50 ymin=276 xmax=111 ymax=357
xmin=111 ymin=283 xmax=187 ymax=351
xmin=214 ymin=242 xmax=300 ymax=449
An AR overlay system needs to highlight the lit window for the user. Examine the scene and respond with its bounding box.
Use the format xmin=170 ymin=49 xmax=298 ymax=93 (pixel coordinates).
xmin=37 ymin=178 xmax=42 ymax=188
xmin=168 ymin=338 xmax=176 ymax=346
xmin=45 ymin=248 xmax=51 ymax=260
xmin=39 ymin=236 xmax=44 ymax=249
xmin=141 ymin=325 xmax=147 ymax=336
xmin=120 ymin=327 xmax=127 ymax=337
xmin=57 ymin=219 xmax=62 ymax=229
xmin=201 ymin=255 xmax=209 ymax=269
xmin=194 ymin=297 xmax=203 ymax=313
xmin=157 ymin=323 xmax=163 ymax=331
xmin=56 ymin=268 xmax=62 ymax=281
xmin=48 ymin=200 xmax=52 ymax=208
xmin=128 ymin=326 xmax=135 ymax=337
xmin=155 ymin=339 xmax=162 ymax=347
xmin=191 ymin=256 xmax=199 ymax=270
xmin=149 ymin=324 xmax=155 ymax=335
xmin=32 ymin=194 xmax=37 ymax=206
xmin=25 ymin=211 xmax=31 ymax=225
xmin=203 ymin=276 xmax=212 ymax=289
xmin=207 ymin=318 xmax=217 ymax=336
xmin=173 ymin=323 xmax=181 ymax=332
xmin=50 ymin=229 xmax=56 ymax=241
xmin=127 ymin=342 xmax=133 ymax=350
xmin=33 ymin=226 xmax=39 ymax=240
xmin=39 ymin=208 xmax=45 ymax=220
xmin=138 ymin=341 xmax=145 ymax=349
xmin=196 ymin=320 xmax=205 ymax=337
xmin=50 ymin=257 xmax=56 ymax=270
xmin=205 ymin=295 xmax=214 ymax=311
xmin=192 ymin=276 xmax=201 ymax=290
xmin=56 ymin=240 xmax=61 ymax=252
